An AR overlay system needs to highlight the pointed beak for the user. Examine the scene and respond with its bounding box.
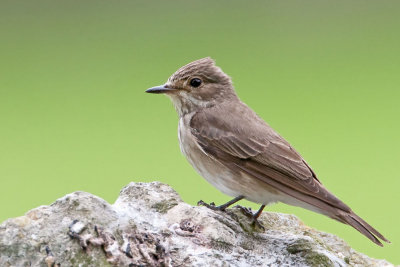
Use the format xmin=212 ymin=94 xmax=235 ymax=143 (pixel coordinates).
xmin=145 ymin=84 xmax=177 ymax=94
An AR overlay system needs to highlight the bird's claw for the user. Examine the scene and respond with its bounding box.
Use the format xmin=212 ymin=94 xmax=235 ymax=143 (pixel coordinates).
xmin=251 ymin=218 xmax=265 ymax=230
xmin=235 ymin=205 xmax=265 ymax=230
xmin=235 ymin=205 xmax=253 ymax=218
xmin=197 ymin=200 xmax=226 ymax=211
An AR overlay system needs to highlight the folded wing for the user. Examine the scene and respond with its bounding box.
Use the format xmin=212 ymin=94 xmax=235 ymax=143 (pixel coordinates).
xmin=189 ymin=104 xmax=389 ymax=246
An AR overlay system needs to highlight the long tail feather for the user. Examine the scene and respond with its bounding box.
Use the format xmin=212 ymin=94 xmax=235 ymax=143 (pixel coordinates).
xmin=335 ymin=211 xmax=390 ymax=247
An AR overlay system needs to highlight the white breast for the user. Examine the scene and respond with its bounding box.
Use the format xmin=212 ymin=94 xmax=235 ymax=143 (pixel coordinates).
xmin=178 ymin=114 xmax=242 ymax=198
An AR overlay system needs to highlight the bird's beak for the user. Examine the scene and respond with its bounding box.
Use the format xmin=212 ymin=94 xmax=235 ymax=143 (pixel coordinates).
xmin=145 ymin=85 xmax=177 ymax=94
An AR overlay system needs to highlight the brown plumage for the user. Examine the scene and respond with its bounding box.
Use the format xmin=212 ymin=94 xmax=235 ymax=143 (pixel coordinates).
xmin=146 ymin=57 xmax=390 ymax=246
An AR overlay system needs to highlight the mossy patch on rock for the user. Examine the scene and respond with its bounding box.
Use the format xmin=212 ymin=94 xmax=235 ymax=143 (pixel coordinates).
xmin=151 ymin=199 xmax=178 ymax=213
xmin=305 ymin=251 xmax=333 ymax=267
xmin=287 ymin=238 xmax=314 ymax=254
xmin=287 ymin=239 xmax=334 ymax=267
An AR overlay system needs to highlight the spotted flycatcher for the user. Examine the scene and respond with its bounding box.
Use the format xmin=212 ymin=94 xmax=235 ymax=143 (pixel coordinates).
xmin=146 ymin=57 xmax=389 ymax=246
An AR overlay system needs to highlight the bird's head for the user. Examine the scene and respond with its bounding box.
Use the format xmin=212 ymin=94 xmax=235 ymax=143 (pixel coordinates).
xmin=146 ymin=57 xmax=237 ymax=116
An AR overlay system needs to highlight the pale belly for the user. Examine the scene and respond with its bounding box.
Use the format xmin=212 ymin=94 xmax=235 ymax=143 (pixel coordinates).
xmin=178 ymin=115 xmax=286 ymax=205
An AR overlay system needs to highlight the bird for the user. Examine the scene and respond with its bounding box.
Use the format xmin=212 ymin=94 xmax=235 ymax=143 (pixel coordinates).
xmin=145 ymin=57 xmax=389 ymax=246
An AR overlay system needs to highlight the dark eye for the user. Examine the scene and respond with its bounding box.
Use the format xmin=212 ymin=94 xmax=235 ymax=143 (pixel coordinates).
xmin=190 ymin=78 xmax=202 ymax=87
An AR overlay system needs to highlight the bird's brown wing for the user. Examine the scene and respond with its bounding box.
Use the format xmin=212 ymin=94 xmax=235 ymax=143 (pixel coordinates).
xmin=190 ymin=106 xmax=351 ymax=212
xmin=190 ymin=105 xmax=389 ymax=246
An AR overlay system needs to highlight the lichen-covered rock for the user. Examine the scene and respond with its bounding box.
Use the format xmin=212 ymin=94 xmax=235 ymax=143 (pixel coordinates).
xmin=0 ymin=182 xmax=395 ymax=267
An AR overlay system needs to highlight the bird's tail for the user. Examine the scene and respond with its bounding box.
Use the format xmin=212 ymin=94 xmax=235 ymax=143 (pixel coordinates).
xmin=333 ymin=211 xmax=390 ymax=247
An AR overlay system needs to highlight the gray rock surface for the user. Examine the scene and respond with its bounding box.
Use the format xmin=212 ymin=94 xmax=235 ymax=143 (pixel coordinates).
xmin=0 ymin=182 xmax=395 ymax=267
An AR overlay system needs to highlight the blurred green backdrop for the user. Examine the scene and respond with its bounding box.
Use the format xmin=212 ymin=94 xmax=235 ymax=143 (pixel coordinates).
xmin=0 ymin=0 xmax=399 ymax=263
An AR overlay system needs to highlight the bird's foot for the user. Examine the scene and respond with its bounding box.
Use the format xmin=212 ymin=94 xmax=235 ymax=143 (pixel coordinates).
xmin=236 ymin=205 xmax=253 ymax=217
xmin=197 ymin=196 xmax=245 ymax=212
xmin=251 ymin=218 xmax=265 ymax=230
xmin=235 ymin=205 xmax=265 ymax=230
xmin=197 ymin=200 xmax=228 ymax=211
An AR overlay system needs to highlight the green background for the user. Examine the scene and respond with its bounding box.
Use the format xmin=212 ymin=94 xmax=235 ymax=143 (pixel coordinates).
xmin=1 ymin=0 xmax=399 ymax=263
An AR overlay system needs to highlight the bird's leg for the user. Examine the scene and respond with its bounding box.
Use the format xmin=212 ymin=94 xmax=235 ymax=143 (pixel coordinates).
xmin=197 ymin=195 xmax=244 ymax=211
xmin=237 ymin=204 xmax=266 ymax=229
xmin=252 ymin=204 xmax=266 ymax=228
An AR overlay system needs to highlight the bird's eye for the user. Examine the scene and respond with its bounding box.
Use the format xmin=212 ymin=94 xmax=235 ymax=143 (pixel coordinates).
xmin=189 ymin=78 xmax=202 ymax=88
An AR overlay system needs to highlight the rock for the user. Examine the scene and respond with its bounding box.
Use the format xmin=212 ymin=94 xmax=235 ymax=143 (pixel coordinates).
xmin=0 ymin=182 xmax=395 ymax=267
